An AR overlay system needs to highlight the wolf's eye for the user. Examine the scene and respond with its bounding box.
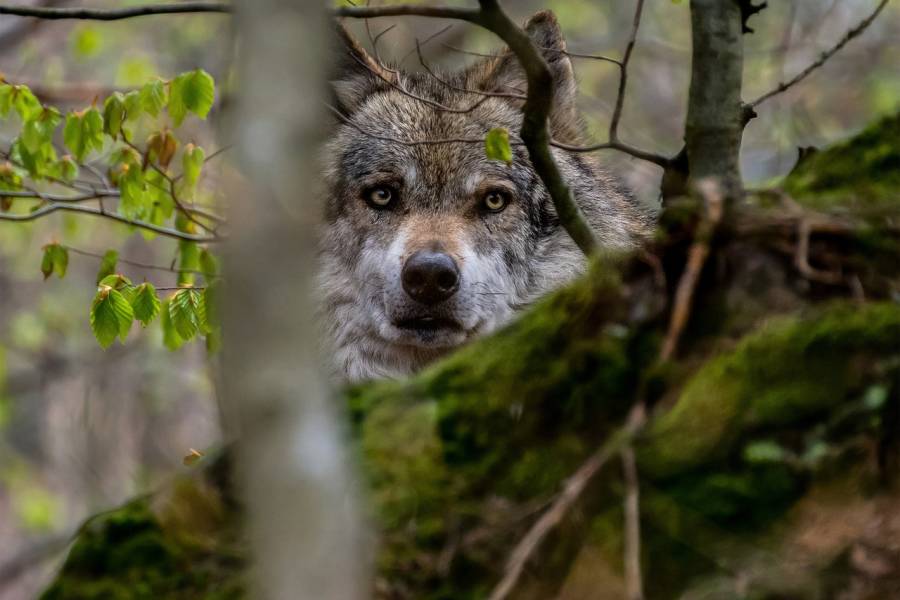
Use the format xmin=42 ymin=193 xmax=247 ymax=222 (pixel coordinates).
xmin=364 ymin=185 xmax=396 ymax=209
xmin=482 ymin=190 xmax=509 ymax=213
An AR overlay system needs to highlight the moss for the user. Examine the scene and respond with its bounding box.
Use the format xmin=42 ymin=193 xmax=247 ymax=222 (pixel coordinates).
xmin=783 ymin=111 xmax=900 ymax=209
xmin=639 ymin=302 xmax=900 ymax=479
xmin=41 ymin=476 xmax=245 ymax=600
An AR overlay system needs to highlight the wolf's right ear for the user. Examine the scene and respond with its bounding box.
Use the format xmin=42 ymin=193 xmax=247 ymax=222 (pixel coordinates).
xmin=330 ymin=21 xmax=396 ymax=115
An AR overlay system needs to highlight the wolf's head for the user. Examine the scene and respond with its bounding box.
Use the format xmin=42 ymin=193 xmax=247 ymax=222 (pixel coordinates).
xmin=319 ymin=11 xmax=652 ymax=381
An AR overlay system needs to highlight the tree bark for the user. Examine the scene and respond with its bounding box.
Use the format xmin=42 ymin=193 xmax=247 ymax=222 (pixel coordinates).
xmin=686 ymin=0 xmax=745 ymax=199
xmin=224 ymin=1 xmax=369 ymax=599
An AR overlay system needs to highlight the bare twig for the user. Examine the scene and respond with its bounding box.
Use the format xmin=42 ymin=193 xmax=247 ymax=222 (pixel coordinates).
xmin=609 ymin=0 xmax=646 ymax=144
xmin=334 ymin=4 xmax=480 ymax=21
xmin=0 ymin=2 xmax=231 ymax=20
xmin=64 ymin=245 xmax=212 ymax=276
xmin=660 ymin=179 xmax=725 ymax=361
xmin=750 ymin=0 xmax=890 ymax=107
xmin=414 ymin=39 xmax=526 ymax=100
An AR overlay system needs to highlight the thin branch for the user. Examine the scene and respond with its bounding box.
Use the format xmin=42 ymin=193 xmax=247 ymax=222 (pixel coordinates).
xmin=487 ymin=404 xmax=646 ymax=600
xmin=609 ymin=0 xmax=646 ymax=143
xmin=414 ymin=39 xmax=526 ymax=101
xmin=0 ymin=2 xmax=231 ymax=20
xmin=659 ymin=179 xmax=725 ymax=361
xmin=0 ymin=202 xmax=220 ymax=242
xmin=551 ymin=139 xmax=671 ymax=168
xmin=4 ymin=189 xmax=226 ymax=224
xmin=64 ymin=245 xmax=212 ymax=276
xmin=750 ymin=0 xmax=890 ymax=107
xmin=334 ymin=4 xmax=480 ymax=21
xmin=1 ymin=190 xmax=117 ymax=202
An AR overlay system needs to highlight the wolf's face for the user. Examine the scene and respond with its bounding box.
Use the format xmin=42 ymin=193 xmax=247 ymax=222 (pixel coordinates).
xmin=319 ymin=12 xmax=652 ymax=381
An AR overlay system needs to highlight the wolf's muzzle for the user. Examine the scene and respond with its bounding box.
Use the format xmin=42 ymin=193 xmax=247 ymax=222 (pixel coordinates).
xmin=401 ymin=249 xmax=460 ymax=305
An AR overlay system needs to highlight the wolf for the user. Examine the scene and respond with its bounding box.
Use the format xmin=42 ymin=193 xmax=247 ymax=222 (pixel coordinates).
xmin=319 ymin=11 xmax=653 ymax=382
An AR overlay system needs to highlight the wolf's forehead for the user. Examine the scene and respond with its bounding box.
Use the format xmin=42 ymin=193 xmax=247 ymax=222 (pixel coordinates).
xmin=341 ymin=90 xmax=522 ymax=184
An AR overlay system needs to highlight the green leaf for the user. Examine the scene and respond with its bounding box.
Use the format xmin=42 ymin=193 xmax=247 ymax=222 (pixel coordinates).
xmin=96 ymin=250 xmax=118 ymax=283
xmin=203 ymin=282 xmax=220 ymax=330
xmin=742 ymin=440 xmax=787 ymax=464
xmin=98 ymin=273 xmax=133 ymax=290
xmin=118 ymin=165 xmax=150 ymax=220
xmin=40 ymin=244 xmax=68 ymax=280
xmin=0 ymin=84 xmax=13 ymax=118
xmin=177 ymin=241 xmax=200 ymax=287
xmin=122 ymin=90 xmax=143 ymax=122
xmin=21 ymin=108 xmax=61 ymax=154
xmin=160 ymin=299 xmax=184 ymax=350
xmin=139 ymin=79 xmax=168 ymax=117
xmin=168 ymin=69 xmax=215 ymax=126
xmin=90 ymin=288 xmax=134 ymax=348
xmin=57 ymin=155 xmax=79 ymax=182
xmin=63 ymin=108 xmax=105 ymax=162
xmin=181 ymin=143 xmax=205 ymax=190
xmin=131 ymin=282 xmax=161 ymax=326
xmin=103 ymin=92 xmax=126 ymax=139
xmin=12 ymin=86 xmax=42 ymax=121
xmin=485 ymin=127 xmax=513 ymax=164
xmin=168 ymin=288 xmax=203 ymax=340
xmin=199 ymin=248 xmax=218 ymax=281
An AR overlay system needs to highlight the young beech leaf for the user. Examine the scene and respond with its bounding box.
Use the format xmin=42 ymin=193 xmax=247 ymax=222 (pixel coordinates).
xmin=199 ymin=248 xmax=218 ymax=280
xmin=168 ymin=69 xmax=215 ymax=126
xmin=485 ymin=127 xmax=513 ymax=164
xmin=40 ymin=244 xmax=68 ymax=280
xmin=181 ymin=143 xmax=205 ymax=190
xmin=96 ymin=249 xmax=118 ymax=284
xmin=63 ymin=108 xmax=104 ymax=162
xmin=177 ymin=241 xmax=200 ymax=287
xmin=160 ymin=299 xmax=184 ymax=351
xmin=58 ymin=155 xmax=79 ymax=182
xmin=103 ymin=92 xmax=126 ymax=139
xmin=168 ymin=288 xmax=203 ymax=340
xmin=0 ymin=84 xmax=13 ymax=118
xmin=131 ymin=282 xmax=161 ymax=326
xmin=98 ymin=273 xmax=132 ymax=290
xmin=203 ymin=282 xmax=220 ymax=330
xmin=12 ymin=86 xmax=42 ymax=121
xmin=90 ymin=288 xmax=134 ymax=348
xmin=139 ymin=79 xmax=167 ymax=117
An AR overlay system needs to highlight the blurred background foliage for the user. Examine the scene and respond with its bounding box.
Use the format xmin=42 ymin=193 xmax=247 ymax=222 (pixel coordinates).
xmin=0 ymin=0 xmax=898 ymax=597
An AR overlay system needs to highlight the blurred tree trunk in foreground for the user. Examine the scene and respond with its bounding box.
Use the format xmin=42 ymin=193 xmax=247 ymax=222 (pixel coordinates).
xmin=220 ymin=0 xmax=370 ymax=598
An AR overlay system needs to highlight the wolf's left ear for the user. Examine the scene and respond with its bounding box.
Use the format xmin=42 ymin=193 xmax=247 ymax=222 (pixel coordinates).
xmin=469 ymin=11 xmax=580 ymax=139
xmin=330 ymin=21 xmax=398 ymax=114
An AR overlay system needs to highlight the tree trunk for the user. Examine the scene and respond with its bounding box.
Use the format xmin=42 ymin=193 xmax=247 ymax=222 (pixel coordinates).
xmin=686 ymin=0 xmax=745 ymax=198
xmin=224 ymin=1 xmax=369 ymax=598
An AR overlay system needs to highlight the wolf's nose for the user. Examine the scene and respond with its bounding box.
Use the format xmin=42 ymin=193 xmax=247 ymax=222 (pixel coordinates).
xmin=401 ymin=250 xmax=460 ymax=305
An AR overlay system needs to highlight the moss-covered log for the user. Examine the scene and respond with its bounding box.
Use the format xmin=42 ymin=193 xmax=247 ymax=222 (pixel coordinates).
xmin=41 ymin=113 xmax=900 ymax=599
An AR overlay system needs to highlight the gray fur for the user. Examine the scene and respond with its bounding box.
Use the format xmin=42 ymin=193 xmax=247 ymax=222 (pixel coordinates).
xmin=319 ymin=11 xmax=653 ymax=381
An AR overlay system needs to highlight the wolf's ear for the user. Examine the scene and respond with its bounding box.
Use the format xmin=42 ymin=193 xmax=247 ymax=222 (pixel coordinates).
xmin=331 ymin=21 xmax=397 ymax=114
xmin=469 ymin=11 xmax=580 ymax=140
